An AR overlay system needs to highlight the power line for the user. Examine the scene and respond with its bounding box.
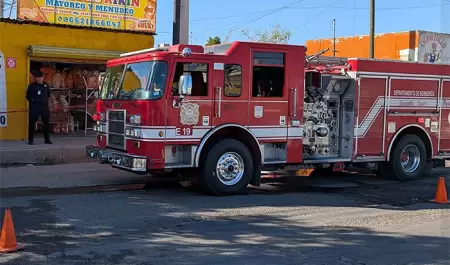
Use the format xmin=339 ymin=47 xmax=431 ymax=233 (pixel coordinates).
xmin=293 ymin=1 xmax=336 ymax=32
xmin=289 ymin=3 xmax=448 ymax=11
xmin=209 ymin=0 xmax=307 ymax=38
xmin=203 ymin=10 xmax=271 ymax=36
xmin=222 ymin=0 xmax=306 ymax=33
xmin=192 ymin=8 xmax=282 ymax=22
xmin=158 ymin=2 xmax=450 ymax=24
xmin=352 ymin=0 xmax=357 ymax=37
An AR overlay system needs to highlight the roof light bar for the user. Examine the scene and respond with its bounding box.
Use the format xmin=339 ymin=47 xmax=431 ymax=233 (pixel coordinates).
xmin=120 ymin=47 xmax=169 ymax=58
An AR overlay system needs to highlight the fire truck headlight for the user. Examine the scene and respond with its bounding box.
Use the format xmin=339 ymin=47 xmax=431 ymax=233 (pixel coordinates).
xmin=95 ymin=124 xmax=106 ymax=133
xmin=134 ymin=128 xmax=142 ymax=138
xmin=129 ymin=116 xmax=135 ymax=124
xmin=134 ymin=115 xmax=141 ymax=125
xmin=126 ymin=128 xmax=141 ymax=138
xmin=133 ymin=158 xmax=146 ymax=170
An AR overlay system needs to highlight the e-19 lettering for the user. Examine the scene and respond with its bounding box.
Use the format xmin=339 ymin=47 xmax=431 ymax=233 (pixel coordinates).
xmin=175 ymin=127 xmax=192 ymax=136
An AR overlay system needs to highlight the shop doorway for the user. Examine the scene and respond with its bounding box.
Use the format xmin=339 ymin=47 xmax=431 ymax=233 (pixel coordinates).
xmin=29 ymin=60 xmax=105 ymax=137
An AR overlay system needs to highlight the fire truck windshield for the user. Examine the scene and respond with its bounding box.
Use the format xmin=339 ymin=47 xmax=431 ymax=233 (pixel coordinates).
xmin=99 ymin=61 xmax=168 ymax=100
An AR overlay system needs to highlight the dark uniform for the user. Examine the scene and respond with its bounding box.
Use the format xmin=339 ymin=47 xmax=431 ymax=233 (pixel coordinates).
xmin=26 ymin=71 xmax=52 ymax=145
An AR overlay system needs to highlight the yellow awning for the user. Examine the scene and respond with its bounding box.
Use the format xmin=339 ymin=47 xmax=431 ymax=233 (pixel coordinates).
xmin=28 ymin=45 xmax=124 ymax=61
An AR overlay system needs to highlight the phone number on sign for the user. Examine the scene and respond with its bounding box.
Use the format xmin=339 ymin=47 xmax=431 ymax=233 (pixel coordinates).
xmin=57 ymin=16 xmax=122 ymax=29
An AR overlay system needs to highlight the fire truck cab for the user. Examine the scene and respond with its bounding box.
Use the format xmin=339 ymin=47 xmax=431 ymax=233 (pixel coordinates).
xmin=87 ymin=41 xmax=450 ymax=195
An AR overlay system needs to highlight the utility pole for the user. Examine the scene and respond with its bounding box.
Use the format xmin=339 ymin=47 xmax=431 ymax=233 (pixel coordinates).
xmin=369 ymin=0 xmax=375 ymax=58
xmin=172 ymin=0 xmax=189 ymax=45
xmin=0 ymin=0 xmax=4 ymax=19
xmin=332 ymin=19 xmax=336 ymax=57
xmin=172 ymin=0 xmax=181 ymax=45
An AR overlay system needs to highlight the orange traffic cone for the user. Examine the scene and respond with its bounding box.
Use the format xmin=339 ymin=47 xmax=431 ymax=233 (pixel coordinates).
xmin=0 ymin=209 xmax=24 ymax=253
xmin=431 ymin=176 xmax=450 ymax=204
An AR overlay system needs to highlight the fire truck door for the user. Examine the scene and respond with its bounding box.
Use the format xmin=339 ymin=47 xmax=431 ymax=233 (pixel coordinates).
xmin=439 ymin=80 xmax=450 ymax=153
xmin=166 ymin=61 xmax=213 ymax=145
xmin=248 ymin=50 xmax=291 ymax=163
xmin=211 ymin=63 xmax=249 ymax=127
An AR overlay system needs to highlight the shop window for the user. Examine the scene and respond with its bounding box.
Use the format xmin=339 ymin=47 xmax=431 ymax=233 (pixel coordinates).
xmin=172 ymin=62 xmax=208 ymax=96
xmin=252 ymin=66 xmax=285 ymax=97
xmin=224 ymin=64 xmax=242 ymax=97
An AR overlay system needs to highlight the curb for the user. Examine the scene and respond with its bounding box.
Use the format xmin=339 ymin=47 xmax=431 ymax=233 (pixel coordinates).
xmin=0 ymin=146 xmax=91 ymax=167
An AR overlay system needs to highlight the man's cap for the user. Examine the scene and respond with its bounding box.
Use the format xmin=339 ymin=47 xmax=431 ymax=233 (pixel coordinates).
xmin=34 ymin=71 xmax=44 ymax=77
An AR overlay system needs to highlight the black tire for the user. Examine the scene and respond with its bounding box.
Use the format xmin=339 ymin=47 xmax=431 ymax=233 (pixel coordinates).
xmin=198 ymin=139 xmax=254 ymax=195
xmin=388 ymin=134 xmax=431 ymax=181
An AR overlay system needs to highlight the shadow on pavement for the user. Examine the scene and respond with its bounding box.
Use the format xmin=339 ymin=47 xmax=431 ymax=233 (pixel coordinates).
xmin=0 ymin=188 xmax=449 ymax=264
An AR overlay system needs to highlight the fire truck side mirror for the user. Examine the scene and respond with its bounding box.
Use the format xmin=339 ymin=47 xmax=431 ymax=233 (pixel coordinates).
xmin=178 ymin=74 xmax=193 ymax=96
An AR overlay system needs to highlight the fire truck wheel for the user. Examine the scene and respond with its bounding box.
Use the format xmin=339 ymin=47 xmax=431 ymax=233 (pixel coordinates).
xmin=390 ymin=134 xmax=429 ymax=181
xmin=200 ymin=139 xmax=253 ymax=195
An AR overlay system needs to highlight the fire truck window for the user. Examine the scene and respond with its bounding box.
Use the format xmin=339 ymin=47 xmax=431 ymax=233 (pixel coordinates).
xmin=252 ymin=66 xmax=284 ymax=97
xmin=172 ymin=62 xmax=208 ymax=96
xmin=253 ymin=52 xmax=284 ymax=65
xmin=224 ymin=64 xmax=242 ymax=97
xmin=149 ymin=61 xmax=169 ymax=100
xmin=99 ymin=65 xmax=124 ymax=99
xmin=118 ymin=61 xmax=153 ymax=100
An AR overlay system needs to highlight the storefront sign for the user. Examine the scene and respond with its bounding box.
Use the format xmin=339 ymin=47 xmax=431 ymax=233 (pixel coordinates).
xmin=418 ymin=31 xmax=450 ymax=64
xmin=6 ymin=58 xmax=16 ymax=68
xmin=0 ymin=51 xmax=7 ymax=128
xmin=17 ymin=0 xmax=157 ymax=33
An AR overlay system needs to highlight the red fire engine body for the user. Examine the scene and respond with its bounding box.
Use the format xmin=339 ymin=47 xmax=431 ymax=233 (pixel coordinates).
xmin=86 ymin=41 xmax=450 ymax=195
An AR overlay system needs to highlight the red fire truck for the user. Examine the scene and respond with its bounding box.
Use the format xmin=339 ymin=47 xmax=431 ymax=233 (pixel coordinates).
xmin=87 ymin=41 xmax=450 ymax=195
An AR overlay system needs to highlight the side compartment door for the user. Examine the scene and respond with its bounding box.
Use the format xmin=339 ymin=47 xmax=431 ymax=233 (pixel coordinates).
xmin=439 ymin=79 xmax=450 ymax=153
xmin=165 ymin=60 xmax=214 ymax=167
xmin=355 ymin=76 xmax=387 ymax=158
xmin=285 ymin=48 xmax=304 ymax=164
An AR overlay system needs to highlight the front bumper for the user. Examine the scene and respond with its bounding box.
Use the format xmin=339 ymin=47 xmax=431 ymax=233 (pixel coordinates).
xmin=86 ymin=145 xmax=147 ymax=173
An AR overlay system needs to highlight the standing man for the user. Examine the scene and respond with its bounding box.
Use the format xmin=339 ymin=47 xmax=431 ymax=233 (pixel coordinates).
xmin=26 ymin=71 xmax=52 ymax=145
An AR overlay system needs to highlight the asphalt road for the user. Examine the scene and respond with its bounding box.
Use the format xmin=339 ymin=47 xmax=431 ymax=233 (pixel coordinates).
xmin=0 ymin=170 xmax=449 ymax=265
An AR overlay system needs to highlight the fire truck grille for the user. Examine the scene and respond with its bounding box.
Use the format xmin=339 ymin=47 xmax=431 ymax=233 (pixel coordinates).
xmin=107 ymin=110 xmax=125 ymax=150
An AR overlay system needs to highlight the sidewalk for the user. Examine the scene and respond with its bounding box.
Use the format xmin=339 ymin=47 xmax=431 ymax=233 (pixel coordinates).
xmin=0 ymin=136 xmax=95 ymax=166
xmin=0 ymin=162 xmax=149 ymax=197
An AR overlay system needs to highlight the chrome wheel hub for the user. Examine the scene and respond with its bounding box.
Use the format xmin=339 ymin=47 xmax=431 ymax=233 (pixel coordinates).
xmin=400 ymin=144 xmax=421 ymax=173
xmin=216 ymin=152 xmax=245 ymax=186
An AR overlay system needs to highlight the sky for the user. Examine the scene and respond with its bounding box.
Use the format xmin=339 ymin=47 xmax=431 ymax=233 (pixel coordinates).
xmin=153 ymin=0 xmax=450 ymax=46
xmin=2 ymin=0 xmax=449 ymax=46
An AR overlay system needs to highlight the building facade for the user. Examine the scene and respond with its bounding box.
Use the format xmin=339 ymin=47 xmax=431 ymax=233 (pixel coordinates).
xmin=0 ymin=19 xmax=155 ymax=140
xmin=306 ymin=30 xmax=450 ymax=65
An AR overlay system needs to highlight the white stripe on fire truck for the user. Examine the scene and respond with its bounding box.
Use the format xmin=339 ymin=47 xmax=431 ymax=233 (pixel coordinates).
xmin=355 ymin=96 xmax=385 ymax=138
xmin=133 ymin=126 xmax=303 ymax=140
xmin=355 ymin=97 xmax=449 ymax=137
xmin=442 ymin=98 xmax=450 ymax=109
xmin=127 ymin=96 xmax=450 ymax=140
